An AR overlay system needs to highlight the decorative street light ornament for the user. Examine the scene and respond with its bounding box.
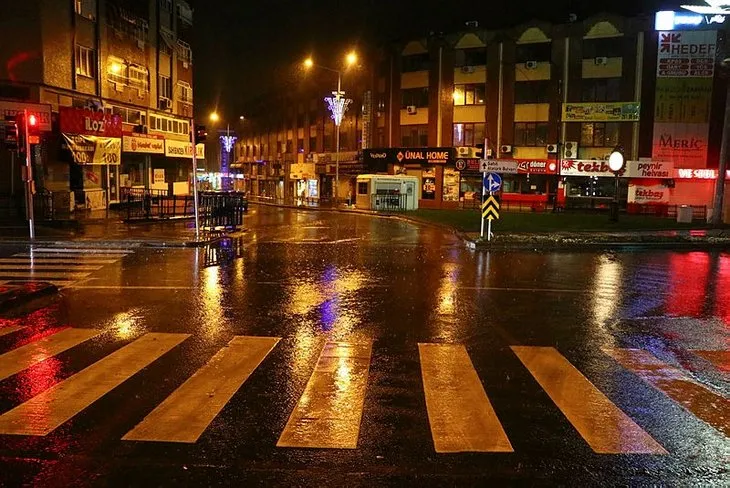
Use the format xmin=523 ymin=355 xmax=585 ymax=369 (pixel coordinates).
xmin=325 ymin=91 xmax=352 ymax=127
xmin=608 ymin=149 xmax=626 ymax=172
xmin=220 ymin=135 xmax=237 ymax=153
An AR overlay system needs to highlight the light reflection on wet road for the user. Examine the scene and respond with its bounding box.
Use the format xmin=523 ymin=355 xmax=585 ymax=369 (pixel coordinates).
xmin=0 ymin=205 xmax=727 ymax=486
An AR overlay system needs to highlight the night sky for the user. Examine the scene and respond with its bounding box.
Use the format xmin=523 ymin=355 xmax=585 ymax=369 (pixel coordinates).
xmin=190 ymin=0 xmax=680 ymax=120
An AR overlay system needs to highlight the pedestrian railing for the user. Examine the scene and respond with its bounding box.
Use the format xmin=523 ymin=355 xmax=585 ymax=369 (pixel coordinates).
xmin=199 ymin=191 xmax=247 ymax=230
xmin=371 ymin=193 xmax=408 ymax=212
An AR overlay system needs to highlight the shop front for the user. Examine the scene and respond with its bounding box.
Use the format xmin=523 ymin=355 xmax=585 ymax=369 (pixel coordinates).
xmin=121 ymin=131 xmax=165 ymax=191
xmin=313 ymin=151 xmax=360 ymax=201
xmin=560 ymin=159 xmax=628 ymax=210
xmin=60 ymin=107 xmax=122 ymax=209
xmin=163 ymin=139 xmax=205 ymax=195
xmin=290 ymin=161 xmax=317 ymax=202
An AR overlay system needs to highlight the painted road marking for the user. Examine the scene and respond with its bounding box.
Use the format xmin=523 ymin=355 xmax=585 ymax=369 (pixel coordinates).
xmin=512 ymin=346 xmax=667 ymax=454
xmin=277 ymin=341 xmax=373 ymax=449
xmin=0 ymin=333 xmax=189 ymax=436
xmin=692 ymin=350 xmax=730 ymax=373
xmin=123 ymin=336 xmax=280 ymax=443
xmin=419 ymin=343 xmax=512 ymax=453
xmin=0 ymin=328 xmax=102 ymax=381
xmin=0 ymin=258 xmax=119 ymax=265
xmin=66 ymin=285 xmax=195 ymax=290
xmin=0 ymin=264 xmax=104 ymax=271
xmin=604 ymin=348 xmax=730 ymax=437
xmin=0 ymin=326 xmax=24 ymax=338
xmin=30 ymin=248 xmax=134 ymax=254
xmin=14 ymin=253 xmax=128 ymax=259
xmin=0 ymin=271 xmax=91 ymax=280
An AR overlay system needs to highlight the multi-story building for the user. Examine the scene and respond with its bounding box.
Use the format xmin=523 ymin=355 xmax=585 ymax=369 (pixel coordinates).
xmin=0 ymin=0 xmax=199 ymax=212
xmin=238 ymin=11 xmax=730 ymax=215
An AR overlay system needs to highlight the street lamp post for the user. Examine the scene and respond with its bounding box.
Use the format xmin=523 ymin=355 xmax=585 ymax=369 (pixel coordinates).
xmin=608 ymin=148 xmax=626 ymax=223
xmin=304 ymin=52 xmax=357 ymax=204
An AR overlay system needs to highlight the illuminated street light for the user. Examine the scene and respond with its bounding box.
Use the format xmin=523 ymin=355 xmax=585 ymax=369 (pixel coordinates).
xmin=304 ymin=58 xmax=314 ymax=69
xmin=346 ymin=51 xmax=358 ymax=66
xmin=608 ymin=148 xmax=625 ymax=223
xmin=209 ymin=112 xmax=220 ymax=122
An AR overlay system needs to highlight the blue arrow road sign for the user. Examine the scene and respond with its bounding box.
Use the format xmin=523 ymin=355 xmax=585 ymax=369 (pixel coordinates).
xmin=483 ymin=172 xmax=502 ymax=192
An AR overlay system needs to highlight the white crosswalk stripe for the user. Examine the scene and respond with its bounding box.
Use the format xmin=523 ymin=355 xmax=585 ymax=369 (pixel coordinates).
xmin=0 ymin=247 xmax=135 ymax=287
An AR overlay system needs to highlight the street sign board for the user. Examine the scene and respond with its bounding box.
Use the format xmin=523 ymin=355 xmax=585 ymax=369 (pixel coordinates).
xmin=481 ymin=195 xmax=500 ymax=220
xmin=455 ymin=158 xmax=467 ymax=171
xmin=480 ymin=159 xmax=518 ymax=173
xmin=483 ymin=172 xmax=502 ymax=192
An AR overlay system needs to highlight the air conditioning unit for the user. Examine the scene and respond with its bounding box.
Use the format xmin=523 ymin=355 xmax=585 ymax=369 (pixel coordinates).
xmin=594 ymin=56 xmax=608 ymax=66
xmin=546 ymin=143 xmax=558 ymax=154
xmin=500 ymin=144 xmax=512 ymax=154
xmin=525 ymin=60 xmax=538 ymax=70
xmin=461 ymin=65 xmax=475 ymax=74
xmin=158 ymin=98 xmax=171 ymax=110
xmin=563 ymin=141 xmax=578 ymax=159
xmin=456 ymin=146 xmax=471 ymax=157
xmin=183 ymin=61 xmax=189 ymax=69
xmin=406 ymin=105 xmax=417 ymax=115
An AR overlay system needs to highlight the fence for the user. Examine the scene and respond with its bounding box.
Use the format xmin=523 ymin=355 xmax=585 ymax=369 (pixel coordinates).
xmin=199 ymin=191 xmax=247 ymax=230
xmin=371 ymin=193 xmax=408 ymax=212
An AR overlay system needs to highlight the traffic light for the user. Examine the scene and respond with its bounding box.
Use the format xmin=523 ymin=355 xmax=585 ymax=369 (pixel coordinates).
xmin=193 ymin=125 xmax=207 ymax=143
xmin=2 ymin=117 xmax=19 ymax=150
xmin=26 ymin=113 xmax=40 ymax=144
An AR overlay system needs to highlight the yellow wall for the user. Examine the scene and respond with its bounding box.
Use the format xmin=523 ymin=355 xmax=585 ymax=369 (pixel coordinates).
xmin=453 ymin=105 xmax=486 ymax=123
xmin=582 ymin=58 xmax=622 ymax=78
xmin=514 ymin=103 xmax=550 ymax=122
xmin=454 ymin=66 xmax=487 ymax=84
xmin=401 ymin=71 xmax=429 ymax=89
xmin=401 ymin=108 xmax=429 ymax=125
xmin=513 ymin=146 xmax=548 ymax=159
xmin=515 ymin=62 xmax=551 ymax=81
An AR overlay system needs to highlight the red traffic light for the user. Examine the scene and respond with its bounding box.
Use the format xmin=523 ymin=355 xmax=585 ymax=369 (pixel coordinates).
xmin=28 ymin=114 xmax=38 ymax=127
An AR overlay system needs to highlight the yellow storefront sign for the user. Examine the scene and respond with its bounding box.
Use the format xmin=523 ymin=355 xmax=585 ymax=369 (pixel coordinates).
xmin=654 ymin=77 xmax=713 ymax=124
xmin=562 ymin=102 xmax=640 ymax=122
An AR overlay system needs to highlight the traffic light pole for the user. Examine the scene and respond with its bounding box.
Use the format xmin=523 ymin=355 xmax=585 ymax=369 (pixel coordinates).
xmin=22 ymin=110 xmax=35 ymax=239
xmin=190 ymin=118 xmax=200 ymax=239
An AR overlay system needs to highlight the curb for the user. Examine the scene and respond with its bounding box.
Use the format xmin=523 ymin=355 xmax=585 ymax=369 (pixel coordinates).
xmin=465 ymin=239 xmax=730 ymax=251
xmin=0 ymin=282 xmax=58 ymax=313
xmin=0 ymin=236 xmax=226 ymax=249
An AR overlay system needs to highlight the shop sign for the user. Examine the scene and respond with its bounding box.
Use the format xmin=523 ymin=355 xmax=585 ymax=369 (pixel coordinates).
xmin=654 ymin=78 xmax=713 ymax=124
xmin=652 ymin=122 xmax=708 ymax=167
xmin=0 ymin=101 xmax=52 ymax=131
xmin=675 ymin=168 xmax=717 ymax=179
xmin=122 ymin=133 xmax=165 ymax=154
xmin=290 ymin=162 xmax=315 ymax=180
xmin=628 ymin=184 xmax=670 ymax=203
xmin=561 ymin=102 xmax=640 ymax=122
xmin=153 ymin=169 xmax=165 ymax=184
xmin=60 ymin=107 xmax=122 ymax=137
xmin=624 ymin=160 xmax=674 ymax=178
xmin=165 ymin=139 xmax=205 ymax=159
xmin=62 ymin=134 xmax=121 ymax=165
xmin=396 ymin=147 xmax=454 ymax=164
xmin=516 ymin=159 xmax=558 ymax=174
xmin=657 ymin=30 xmax=717 ymax=78
xmin=655 ymin=10 xmax=726 ymax=31
xmin=560 ymin=159 xmax=621 ymax=177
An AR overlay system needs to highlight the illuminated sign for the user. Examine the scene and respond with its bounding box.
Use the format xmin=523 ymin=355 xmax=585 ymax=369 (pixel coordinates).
xmin=655 ymin=10 xmax=726 ymax=30
xmin=681 ymin=1 xmax=730 ymax=15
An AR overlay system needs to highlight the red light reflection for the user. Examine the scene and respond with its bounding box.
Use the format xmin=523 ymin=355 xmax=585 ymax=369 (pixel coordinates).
xmin=666 ymin=253 xmax=710 ymax=319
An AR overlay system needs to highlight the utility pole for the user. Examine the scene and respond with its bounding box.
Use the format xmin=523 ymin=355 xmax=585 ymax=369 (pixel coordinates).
xmin=22 ymin=110 xmax=35 ymax=239
xmin=711 ymin=81 xmax=730 ymax=226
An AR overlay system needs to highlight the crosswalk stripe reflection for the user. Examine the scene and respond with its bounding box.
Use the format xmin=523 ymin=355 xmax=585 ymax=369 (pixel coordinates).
xmin=277 ymin=341 xmax=373 ymax=449
xmin=419 ymin=343 xmax=513 ymax=453
xmin=0 ymin=258 xmax=119 ymax=265
xmin=0 ymin=328 xmax=102 ymax=381
xmin=0 ymin=326 xmax=24 ymax=338
xmin=604 ymin=348 xmax=730 ymax=437
xmin=123 ymin=336 xmax=280 ymax=443
xmin=0 ymin=333 xmax=189 ymax=436
xmin=692 ymin=350 xmax=730 ymax=373
xmin=512 ymin=346 xmax=667 ymax=454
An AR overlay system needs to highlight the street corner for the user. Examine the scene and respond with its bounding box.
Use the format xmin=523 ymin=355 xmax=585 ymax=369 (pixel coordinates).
xmin=0 ymin=281 xmax=58 ymax=312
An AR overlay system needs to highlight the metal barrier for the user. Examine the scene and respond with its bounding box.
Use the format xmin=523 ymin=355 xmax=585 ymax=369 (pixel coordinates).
xmin=199 ymin=191 xmax=247 ymax=230
xmin=371 ymin=193 xmax=408 ymax=212
xmin=627 ymin=203 xmax=707 ymax=220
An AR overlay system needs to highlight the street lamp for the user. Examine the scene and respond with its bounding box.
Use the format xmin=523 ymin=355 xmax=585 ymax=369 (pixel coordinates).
xmin=209 ymin=112 xmax=237 ymax=191
xmin=608 ymin=148 xmax=625 ymax=222
xmin=303 ymin=52 xmax=358 ymax=204
xmin=209 ymin=112 xmax=220 ymax=123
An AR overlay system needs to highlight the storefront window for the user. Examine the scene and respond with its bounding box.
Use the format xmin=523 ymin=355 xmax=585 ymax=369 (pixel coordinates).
xmin=580 ymin=122 xmax=620 ymax=147
xmin=501 ymin=175 xmax=549 ymax=194
xmin=460 ymin=175 xmax=481 ymax=201
xmin=422 ymin=167 xmax=436 ymax=200
xmin=443 ymin=168 xmax=459 ymax=202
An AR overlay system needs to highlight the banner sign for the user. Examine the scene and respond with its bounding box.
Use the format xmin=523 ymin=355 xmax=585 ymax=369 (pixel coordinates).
xmin=654 ymin=78 xmax=713 ymax=124
xmin=657 ymin=30 xmax=717 ymax=78
xmin=562 ymin=102 xmax=640 ymax=122
xmin=122 ymin=133 xmax=165 ymax=154
xmin=165 ymin=139 xmax=205 ymax=159
xmin=652 ymin=122 xmax=709 ymax=167
xmin=0 ymin=100 xmax=52 ymax=131
xmin=62 ymin=134 xmax=121 ymax=165
xmin=560 ymin=159 xmax=620 ymax=177
xmin=60 ymin=107 xmax=122 ymax=137
xmin=623 ymin=160 xmax=674 ymax=178
xmin=628 ymin=184 xmax=670 ymax=204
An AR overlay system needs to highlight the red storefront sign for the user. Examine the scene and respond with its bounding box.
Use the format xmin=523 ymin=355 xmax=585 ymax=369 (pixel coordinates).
xmin=515 ymin=159 xmax=557 ymax=174
xmin=59 ymin=107 xmax=122 ymax=137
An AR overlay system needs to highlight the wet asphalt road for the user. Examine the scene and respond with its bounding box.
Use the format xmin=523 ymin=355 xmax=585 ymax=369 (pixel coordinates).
xmin=0 ymin=204 xmax=728 ymax=486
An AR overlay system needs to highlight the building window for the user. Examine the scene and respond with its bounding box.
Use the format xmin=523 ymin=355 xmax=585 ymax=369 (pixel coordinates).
xmin=158 ymin=75 xmax=172 ymax=100
xmin=454 ymin=47 xmax=487 ymax=67
xmin=107 ymin=57 xmax=128 ymax=86
xmin=401 ymin=125 xmax=428 ymax=147
xmin=580 ymin=122 xmax=620 ymax=147
xmin=74 ymin=0 xmax=96 ymax=21
xmin=159 ymin=0 xmax=172 ymax=11
xmin=177 ymin=40 xmax=192 ymax=65
xmin=581 ymin=78 xmax=621 ymax=102
xmin=453 ymin=84 xmax=485 ymax=106
xmin=358 ymin=182 xmax=368 ymax=195
xmin=514 ymin=80 xmax=550 ymax=104
xmin=401 ymin=53 xmax=429 ymax=73
xmin=401 ymin=87 xmax=429 ymax=108
xmin=514 ymin=122 xmax=549 ymax=146
xmin=309 ymin=135 xmax=317 ymax=152
xmin=582 ymin=37 xmax=624 ymax=59
xmin=177 ymin=81 xmax=192 ymax=104
xmin=453 ymin=123 xmax=486 ymax=146
xmin=75 ymin=45 xmax=95 ymax=78
xmin=128 ymin=65 xmax=149 ymax=94
xmin=515 ymin=42 xmax=552 ymax=63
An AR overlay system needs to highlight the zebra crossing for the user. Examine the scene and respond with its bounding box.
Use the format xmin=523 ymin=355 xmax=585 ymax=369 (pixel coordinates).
xmin=0 ymin=247 xmax=134 ymax=287
xmin=0 ymin=326 xmax=727 ymax=453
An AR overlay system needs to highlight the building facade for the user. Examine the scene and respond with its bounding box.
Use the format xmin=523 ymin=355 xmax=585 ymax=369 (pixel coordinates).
xmin=0 ymin=0 xmax=199 ymax=212
xmin=237 ymin=12 xmax=730 ymax=215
